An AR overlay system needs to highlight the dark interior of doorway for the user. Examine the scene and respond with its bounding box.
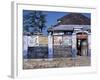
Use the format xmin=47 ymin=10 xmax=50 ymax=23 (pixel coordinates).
xmin=77 ymin=38 xmax=88 ymax=56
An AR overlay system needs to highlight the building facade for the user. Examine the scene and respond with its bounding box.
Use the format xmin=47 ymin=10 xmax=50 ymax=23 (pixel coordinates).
xmin=47 ymin=13 xmax=91 ymax=58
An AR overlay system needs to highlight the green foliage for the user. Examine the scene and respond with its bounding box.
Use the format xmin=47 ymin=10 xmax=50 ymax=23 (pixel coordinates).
xmin=30 ymin=11 xmax=46 ymax=33
xmin=23 ymin=10 xmax=46 ymax=34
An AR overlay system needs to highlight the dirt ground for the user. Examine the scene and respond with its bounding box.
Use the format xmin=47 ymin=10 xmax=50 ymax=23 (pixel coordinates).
xmin=23 ymin=56 xmax=91 ymax=69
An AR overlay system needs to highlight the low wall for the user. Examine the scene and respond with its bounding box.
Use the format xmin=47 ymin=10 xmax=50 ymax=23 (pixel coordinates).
xmin=26 ymin=45 xmax=72 ymax=59
xmin=53 ymin=45 xmax=72 ymax=58
xmin=27 ymin=46 xmax=48 ymax=59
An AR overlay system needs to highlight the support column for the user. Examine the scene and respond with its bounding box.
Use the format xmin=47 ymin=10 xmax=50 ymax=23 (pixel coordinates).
xmin=72 ymin=33 xmax=77 ymax=58
xmin=88 ymin=33 xmax=91 ymax=56
xmin=23 ymin=35 xmax=28 ymax=59
xmin=48 ymin=32 xmax=53 ymax=60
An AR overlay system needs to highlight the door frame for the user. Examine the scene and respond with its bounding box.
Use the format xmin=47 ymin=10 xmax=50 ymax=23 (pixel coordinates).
xmin=76 ymin=32 xmax=88 ymax=56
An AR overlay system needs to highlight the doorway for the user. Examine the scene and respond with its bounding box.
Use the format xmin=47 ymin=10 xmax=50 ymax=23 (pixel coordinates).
xmin=76 ymin=32 xmax=88 ymax=56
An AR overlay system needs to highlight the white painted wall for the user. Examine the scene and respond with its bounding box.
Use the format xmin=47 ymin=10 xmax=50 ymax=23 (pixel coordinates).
xmin=28 ymin=35 xmax=39 ymax=47
xmin=0 ymin=0 xmax=100 ymax=80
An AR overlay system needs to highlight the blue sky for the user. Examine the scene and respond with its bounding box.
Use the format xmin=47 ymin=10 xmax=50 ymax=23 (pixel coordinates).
xmin=44 ymin=11 xmax=90 ymax=28
xmin=23 ymin=10 xmax=91 ymax=35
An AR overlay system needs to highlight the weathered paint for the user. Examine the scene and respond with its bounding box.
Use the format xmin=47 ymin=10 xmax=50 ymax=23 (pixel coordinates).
xmin=48 ymin=32 xmax=53 ymax=59
xmin=72 ymin=33 xmax=77 ymax=58
xmin=23 ymin=36 xmax=28 ymax=58
xmin=28 ymin=36 xmax=39 ymax=47
xmin=39 ymin=36 xmax=48 ymax=45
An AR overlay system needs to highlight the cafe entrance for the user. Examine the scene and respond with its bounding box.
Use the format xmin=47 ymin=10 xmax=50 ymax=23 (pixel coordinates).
xmin=76 ymin=32 xmax=88 ymax=56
